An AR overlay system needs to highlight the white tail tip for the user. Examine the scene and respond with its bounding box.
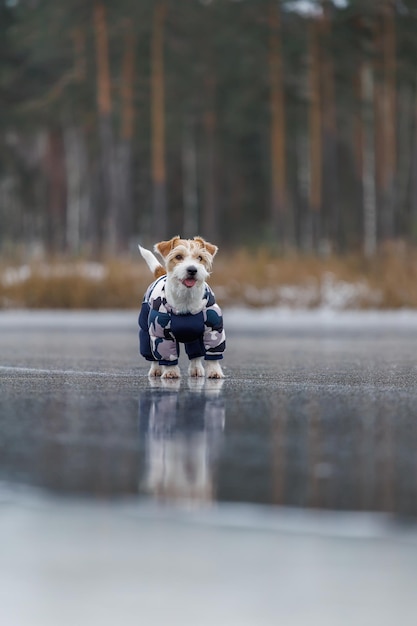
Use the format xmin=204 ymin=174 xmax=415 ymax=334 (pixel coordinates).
xmin=138 ymin=244 xmax=165 ymax=277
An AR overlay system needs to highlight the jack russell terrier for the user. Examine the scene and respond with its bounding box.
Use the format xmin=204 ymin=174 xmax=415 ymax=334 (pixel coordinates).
xmin=138 ymin=236 xmax=225 ymax=379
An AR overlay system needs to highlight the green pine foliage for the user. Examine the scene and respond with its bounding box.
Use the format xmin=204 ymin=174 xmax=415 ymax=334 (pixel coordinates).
xmin=1 ymin=0 xmax=417 ymax=256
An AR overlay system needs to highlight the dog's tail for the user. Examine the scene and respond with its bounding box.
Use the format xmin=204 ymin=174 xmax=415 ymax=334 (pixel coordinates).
xmin=138 ymin=245 xmax=166 ymax=279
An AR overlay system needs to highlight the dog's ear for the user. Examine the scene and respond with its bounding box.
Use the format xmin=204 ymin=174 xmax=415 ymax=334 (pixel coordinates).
xmin=154 ymin=236 xmax=181 ymax=258
xmin=194 ymin=236 xmax=218 ymax=258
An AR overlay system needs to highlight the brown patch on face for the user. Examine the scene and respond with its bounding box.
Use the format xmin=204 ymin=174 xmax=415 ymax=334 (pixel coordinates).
xmin=193 ymin=236 xmax=218 ymax=258
xmin=165 ymin=243 xmax=190 ymax=273
xmin=188 ymin=239 xmax=214 ymax=271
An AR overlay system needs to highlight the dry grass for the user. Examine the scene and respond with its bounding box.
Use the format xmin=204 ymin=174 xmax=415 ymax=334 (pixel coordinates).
xmin=0 ymin=260 xmax=149 ymax=310
xmin=2 ymin=245 xmax=417 ymax=310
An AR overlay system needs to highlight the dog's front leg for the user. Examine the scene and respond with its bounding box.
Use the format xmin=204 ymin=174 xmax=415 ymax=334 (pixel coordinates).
xmin=148 ymin=361 xmax=163 ymax=377
xmin=205 ymin=360 xmax=225 ymax=379
xmin=161 ymin=364 xmax=181 ymax=379
xmin=188 ymin=357 xmax=205 ymax=377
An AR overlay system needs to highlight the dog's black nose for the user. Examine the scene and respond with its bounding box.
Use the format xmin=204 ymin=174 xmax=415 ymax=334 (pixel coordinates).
xmin=187 ymin=266 xmax=197 ymax=276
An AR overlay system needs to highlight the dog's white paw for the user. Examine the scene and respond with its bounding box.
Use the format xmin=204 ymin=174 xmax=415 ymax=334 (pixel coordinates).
xmin=188 ymin=357 xmax=205 ymax=378
xmin=205 ymin=361 xmax=225 ymax=379
xmin=148 ymin=362 xmax=163 ymax=377
xmin=161 ymin=364 xmax=181 ymax=379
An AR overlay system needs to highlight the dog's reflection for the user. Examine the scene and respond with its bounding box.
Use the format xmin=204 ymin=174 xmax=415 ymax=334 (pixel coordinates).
xmin=139 ymin=378 xmax=225 ymax=504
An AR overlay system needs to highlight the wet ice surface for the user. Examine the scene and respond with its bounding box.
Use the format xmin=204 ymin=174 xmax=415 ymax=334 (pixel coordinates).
xmin=2 ymin=309 xmax=417 ymax=515
xmin=2 ymin=310 xmax=417 ymax=625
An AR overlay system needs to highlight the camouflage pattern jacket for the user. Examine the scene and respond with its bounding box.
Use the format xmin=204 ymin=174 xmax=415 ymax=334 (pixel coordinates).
xmin=139 ymin=275 xmax=226 ymax=366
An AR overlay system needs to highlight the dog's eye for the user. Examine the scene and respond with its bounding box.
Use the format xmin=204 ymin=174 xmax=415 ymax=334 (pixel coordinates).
xmin=175 ymin=254 xmax=183 ymax=260
xmin=197 ymin=255 xmax=203 ymax=262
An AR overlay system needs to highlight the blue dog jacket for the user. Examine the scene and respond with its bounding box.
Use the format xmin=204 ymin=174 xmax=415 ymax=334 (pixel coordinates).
xmin=139 ymin=275 xmax=226 ymax=366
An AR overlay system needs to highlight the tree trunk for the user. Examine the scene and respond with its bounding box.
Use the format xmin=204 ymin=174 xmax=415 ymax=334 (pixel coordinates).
xmin=44 ymin=127 xmax=67 ymax=254
xmin=308 ymin=18 xmax=322 ymax=249
xmin=64 ymin=125 xmax=91 ymax=255
xmin=65 ymin=27 xmax=90 ymax=255
xmin=118 ymin=18 xmax=136 ymax=248
xmin=182 ymin=112 xmax=199 ymax=237
xmin=202 ymin=73 xmax=218 ymax=242
xmin=268 ymin=1 xmax=287 ymax=245
xmin=409 ymin=72 xmax=417 ymax=240
xmin=361 ymin=61 xmax=377 ymax=258
xmin=151 ymin=1 xmax=167 ymax=240
xmin=297 ymin=127 xmax=311 ymax=251
xmin=321 ymin=1 xmax=338 ymax=249
xmin=72 ymin=26 xmax=86 ymax=82
xmin=381 ymin=0 xmax=396 ymax=240
xmin=352 ymin=67 xmax=364 ymax=247
xmin=395 ymin=84 xmax=412 ymax=238
xmin=93 ymin=0 xmax=120 ymax=254
xmin=353 ymin=70 xmax=363 ymax=182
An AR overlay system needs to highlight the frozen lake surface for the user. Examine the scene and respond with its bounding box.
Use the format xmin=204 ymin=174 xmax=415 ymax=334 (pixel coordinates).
xmin=2 ymin=308 xmax=417 ymax=515
xmin=1 ymin=309 xmax=417 ymax=625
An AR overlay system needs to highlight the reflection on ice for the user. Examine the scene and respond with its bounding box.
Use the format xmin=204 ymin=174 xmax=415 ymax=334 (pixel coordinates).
xmin=138 ymin=379 xmax=225 ymax=504
xmin=2 ymin=311 xmax=417 ymax=517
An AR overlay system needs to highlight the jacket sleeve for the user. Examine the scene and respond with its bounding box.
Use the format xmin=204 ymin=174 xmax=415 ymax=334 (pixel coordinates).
xmin=148 ymin=308 xmax=179 ymax=366
xmin=203 ymin=303 xmax=226 ymax=360
xmin=138 ymin=301 xmax=155 ymax=361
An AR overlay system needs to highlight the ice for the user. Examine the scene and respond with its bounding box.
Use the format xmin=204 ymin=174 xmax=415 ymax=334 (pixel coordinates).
xmin=2 ymin=308 xmax=417 ymax=332
xmin=0 ymin=487 xmax=416 ymax=626
xmin=225 ymin=307 xmax=417 ymax=332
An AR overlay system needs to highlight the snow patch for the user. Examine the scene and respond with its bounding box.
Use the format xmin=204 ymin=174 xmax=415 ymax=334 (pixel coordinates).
xmin=218 ymin=273 xmax=381 ymax=310
xmin=285 ymin=0 xmax=347 ymax=16
xmin=1 ymin=265 xmax=31 ymax=286
xmin=319 ymin=272 xmax=382 ymax=310
xmin=1 ymin=262 xmax=107 ymax=286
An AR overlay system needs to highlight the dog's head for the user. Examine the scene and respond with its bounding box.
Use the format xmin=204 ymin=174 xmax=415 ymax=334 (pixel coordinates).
xmin=154 ymin=236 xmax=218 ymax=289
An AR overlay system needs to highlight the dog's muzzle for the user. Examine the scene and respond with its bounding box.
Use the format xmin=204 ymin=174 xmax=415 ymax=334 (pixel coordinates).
xmin=182 ymin=266 xmax=198 ymax=288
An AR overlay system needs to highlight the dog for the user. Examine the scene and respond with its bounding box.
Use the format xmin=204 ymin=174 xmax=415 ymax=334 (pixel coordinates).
xmin=138 ymin=236 xmax=225 ymax=379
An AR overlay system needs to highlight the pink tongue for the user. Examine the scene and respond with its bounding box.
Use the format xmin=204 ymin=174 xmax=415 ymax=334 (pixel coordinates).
xmin=183 ymin=278 xmax=196 ymax=288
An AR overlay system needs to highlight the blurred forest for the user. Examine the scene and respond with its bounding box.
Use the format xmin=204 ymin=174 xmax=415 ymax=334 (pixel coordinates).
xmin=0 ymin=0 xmax=416 ymax=258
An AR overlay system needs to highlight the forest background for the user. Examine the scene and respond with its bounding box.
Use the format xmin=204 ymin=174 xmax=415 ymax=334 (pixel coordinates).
xmin=1 ymin=0 xmax=417 ymax=309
